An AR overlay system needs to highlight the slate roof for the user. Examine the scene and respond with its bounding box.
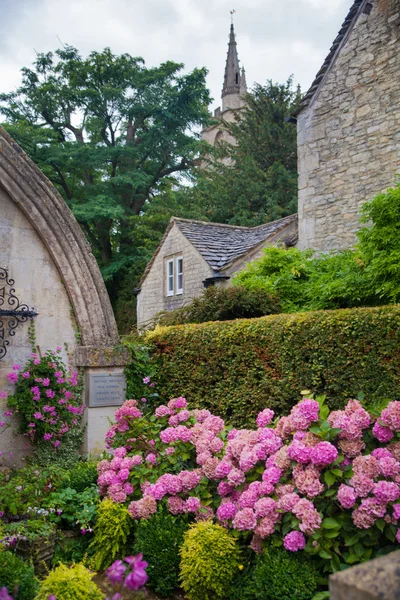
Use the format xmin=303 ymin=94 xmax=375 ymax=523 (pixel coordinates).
xmin=138 ymin=213 xmax=297 ymax=287
xmin=174 ymin=214 xmax=297 ymax=271
xmin=293 ymin=0 xmax=366 ymax=116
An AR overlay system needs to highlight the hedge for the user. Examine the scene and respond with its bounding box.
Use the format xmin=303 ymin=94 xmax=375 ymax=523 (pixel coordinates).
xmin=146 ymin=305 xmax=400 ymax=428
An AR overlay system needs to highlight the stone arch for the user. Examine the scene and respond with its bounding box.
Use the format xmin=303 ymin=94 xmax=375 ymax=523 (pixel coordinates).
xmin=0 ymin=126 xmax=119 ymax=348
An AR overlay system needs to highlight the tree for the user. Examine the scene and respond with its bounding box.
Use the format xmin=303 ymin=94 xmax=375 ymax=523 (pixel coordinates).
xmin=0 ymin=46 xmax=211 ymax=302
xmin=188 ymin=78 xmax=301 ymax=226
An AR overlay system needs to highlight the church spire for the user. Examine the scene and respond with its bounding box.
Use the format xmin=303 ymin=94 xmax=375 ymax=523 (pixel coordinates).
xmin=222 ymin=22 xmax=241 ymax=99
xmin=221 ymin=19 xmax=247 ymax=111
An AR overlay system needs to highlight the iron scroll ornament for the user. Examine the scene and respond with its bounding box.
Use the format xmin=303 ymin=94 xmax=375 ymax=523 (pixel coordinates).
xmin=0 ymin=268 xmax=38 ymax=360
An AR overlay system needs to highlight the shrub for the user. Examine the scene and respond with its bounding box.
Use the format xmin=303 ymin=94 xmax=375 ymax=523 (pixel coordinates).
xmin=147 ymin=305 xmax=400 ymax=426
xmin=62 ymin=461 xmax=98 ymax=493
xmin=35 ymin=563 xmax=104 ymax=600
xmin=232 ymin=182 xmax=400 ymax=312
xmin=0 ymin=551 xmax=39 ymax=600
xmin=104 ymin=393 xmax=400 ymax=575
xmin=154 ymin=285 xmax=281 ymax=326
xmin=252 ymin=546 xmax=318 ymax=600
xmin=179 ymin=521 xmax=240 ymax=600
xmin=0 ymin=465 xmax=66 ymax=518
xmin=132 ymin=508 xmax=188 ymax=597
xmin=89 ymin=499 xmax=132 ymax=571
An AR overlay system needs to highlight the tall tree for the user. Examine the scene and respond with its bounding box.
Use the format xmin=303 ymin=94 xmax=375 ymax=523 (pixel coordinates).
xmin=0 ymin=46 xmax=211 ymax=295
xmin=190 ymin=78 xmax=301 ymax=226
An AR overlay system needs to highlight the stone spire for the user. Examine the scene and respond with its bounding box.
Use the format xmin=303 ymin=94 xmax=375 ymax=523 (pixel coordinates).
xmin=222 ymin=23 xmax=241 ymax=99
xmin=240 ymin=66 xmax=247 ymax=95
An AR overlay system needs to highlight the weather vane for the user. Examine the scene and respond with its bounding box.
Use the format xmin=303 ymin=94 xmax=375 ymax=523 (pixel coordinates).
xmin=230 ymin=9 xmax=236 ymax=24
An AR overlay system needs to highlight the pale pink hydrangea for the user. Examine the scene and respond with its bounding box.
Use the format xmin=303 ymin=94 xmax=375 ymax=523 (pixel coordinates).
xmin=192 ymin=409 xmax=212 ymax=423
xmin=155 ymin=405 xmax=171 ymax=418
xmin=227 ymin=467 xmax=246 ymax=487
xmin=278 ymin=493 xmax=301 ymax=512
xmin=179 ymin=469 xmax=202 ymax=492
xmin=293 ymin=498 xmax=322 ymax=535
xmin=128 ymin=496 xmax=157 ymax=520
xmin=254 ymin=497 xmax=277 ymax=518
xmin=349 ymin=474 xmax=375 ymax=498
xmin=167 ymin=496 xmax=185 ymax=515
xmin=337 ymin=484 xmax=357 ymax=509
xmin=157 ymin=473 xmax=182 ymax=495
xmin=232 ymin=508 xmax=257 ymax=531
xmin=352 ymin=499 xmax=386 ymax=529
xmin=353 ymin=455 xmax=380 ymax=479
xmin=293 ymin=465 xmax=324 ymax=499
xmin=379 ymin=457 xmax=399 ymax=478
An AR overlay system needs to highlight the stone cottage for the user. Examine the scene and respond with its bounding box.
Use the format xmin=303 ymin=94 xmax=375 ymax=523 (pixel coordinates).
xmin=295 ymin=0 xmax=400 ymax=251
xmin=136 ymin=215 xmax=297 ymax=328
xmin=137 ymin=0 xmax=400 ymax=327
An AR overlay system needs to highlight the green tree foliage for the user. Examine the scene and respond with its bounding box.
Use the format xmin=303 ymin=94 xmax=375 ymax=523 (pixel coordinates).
xmin=233 ymin=181 xmax=400 ymax=311
xmin=0 ymin=46 xmax=211 ymax=311
xmin=188 ymin=78 xmax=301 ymax=226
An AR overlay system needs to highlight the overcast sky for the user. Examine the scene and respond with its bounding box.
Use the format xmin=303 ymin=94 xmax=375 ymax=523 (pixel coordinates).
xmin=1 ymin=0 xmax=354 ymax=110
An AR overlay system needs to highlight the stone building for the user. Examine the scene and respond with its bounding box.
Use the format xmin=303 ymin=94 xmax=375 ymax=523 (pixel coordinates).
xmin=295 ymin=0 xmax=400 ymax=251
xmin=201 ymin=22 xmax=247 ymax=148
xmin=0 ymin=127 xmax=128 ymax=464
xmin=136 ymin=215 xmax=297 ymax=328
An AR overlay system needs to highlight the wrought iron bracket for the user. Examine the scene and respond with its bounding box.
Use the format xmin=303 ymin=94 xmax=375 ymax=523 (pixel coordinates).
xmin=0 ymin=268 xmax=38 ymax=360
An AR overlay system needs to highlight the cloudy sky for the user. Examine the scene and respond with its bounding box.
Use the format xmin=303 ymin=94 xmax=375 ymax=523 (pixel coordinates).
xmin=1 ymin=0 xmax=354 ymax=110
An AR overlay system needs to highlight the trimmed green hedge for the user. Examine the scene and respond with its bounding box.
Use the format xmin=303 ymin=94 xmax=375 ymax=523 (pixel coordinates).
xmin=147 ymin=305 xmax=400 ymax=427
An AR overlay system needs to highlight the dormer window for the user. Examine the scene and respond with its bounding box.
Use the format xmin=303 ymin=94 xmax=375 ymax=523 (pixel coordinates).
xmin=165 ymin=256 xmax=183 ymax=296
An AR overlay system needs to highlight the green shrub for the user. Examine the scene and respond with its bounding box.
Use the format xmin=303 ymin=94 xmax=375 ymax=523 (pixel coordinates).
xmin=35 ymin=563 xmax=104 ymax=600
xmin=132 ymin=508 xmax=188 ymax=597
xmin=251 ymin=547 xmax=318 ymax=600
xmin=148 ymin=305 xmax=400 ymax=427
xmin=179 ymin=521 xmax=240 ymax=600
xmin=61 ymin=461 xmax=98 ymax=493
xmin=89 ymin=498 xmax=132 ymax=571
xmin=0 ymin=551 xmax=39 ymax=600
xmin=154 ymin=285 xmax=281 ymax=326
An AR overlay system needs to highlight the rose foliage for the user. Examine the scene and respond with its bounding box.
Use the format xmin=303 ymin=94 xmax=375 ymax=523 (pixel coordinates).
xmin=3 ymin=349 xmax=84 ymax=450
xmin=98 ymin=393 xmax=400 ymax=574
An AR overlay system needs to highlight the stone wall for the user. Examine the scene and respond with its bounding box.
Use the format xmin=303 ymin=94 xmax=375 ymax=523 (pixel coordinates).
xmin=0 ymin=186 xmax=77 ymax=465
xmin=137 ymin=223 xmax=213 ymax=328
xmin=297 ymin=0 xmax=400 ymax=251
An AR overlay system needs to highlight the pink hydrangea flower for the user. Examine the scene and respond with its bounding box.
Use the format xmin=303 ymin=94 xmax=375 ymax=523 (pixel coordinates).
xmin=310 ymin=442 xmax=338 ymax=466
xmin=338 ymin=484 xmax=357 ymax=509
xmin=256 ymin=409 xmax=274 ymax=428
xmin=232 ymin=508 xmax=257 ymax=531
xmin=284 ymin=531 xmax=306 ymax=552
xmin=216 ymin=502 xmax=237 ymax=521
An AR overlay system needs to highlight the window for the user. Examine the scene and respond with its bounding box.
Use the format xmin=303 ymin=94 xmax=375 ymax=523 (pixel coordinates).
xmin=167 ymin=259 xmax=174 ymax=296
xmin=176 ymin=257 xmax=183 ymax=294
xmin=165 ymin=256 xmax=183 ymax=296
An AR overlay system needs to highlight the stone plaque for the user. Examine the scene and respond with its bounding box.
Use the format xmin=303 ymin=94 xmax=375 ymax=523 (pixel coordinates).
xmin=87 ymin=373 xmax=126 ymax=408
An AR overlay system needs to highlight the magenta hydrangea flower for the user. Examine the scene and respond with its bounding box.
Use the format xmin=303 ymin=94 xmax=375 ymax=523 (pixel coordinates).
xmin=337 ymin=484 xmax=357 ymax=509
xmin=256 ymin=408 xmax=274 ymax=428
xmin=373 ymin=421 xmax=394 ymax=443
xmin=283 ymin=531 xmax=306 ymax=552
xmin=310 ymin=441 xmax=338 ymax=466
xmin=216 ymin=502 xmax=237 ymax=521
xmin=373 ymin=481 xmax=400 ymax=504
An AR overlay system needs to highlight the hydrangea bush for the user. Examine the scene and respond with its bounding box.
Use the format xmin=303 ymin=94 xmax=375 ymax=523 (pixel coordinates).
xmin=98 ymin=392 xmax=400 ymax=573
xmin=1 ymin=349 xmax=84 ymax=450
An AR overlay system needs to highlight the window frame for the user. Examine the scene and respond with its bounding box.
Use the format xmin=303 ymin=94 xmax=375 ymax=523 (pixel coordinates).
xmin=176 ymin=256 xmax=183 ymax=295
xmin=166 ymin=258 xmax=174 ymax=297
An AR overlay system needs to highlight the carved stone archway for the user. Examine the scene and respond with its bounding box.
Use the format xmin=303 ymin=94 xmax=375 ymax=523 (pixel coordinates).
xmin=0 ymin=126 xmax=119 ymax=349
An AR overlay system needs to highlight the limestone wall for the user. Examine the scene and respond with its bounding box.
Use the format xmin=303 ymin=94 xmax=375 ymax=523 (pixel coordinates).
xmin=0 ymin=186 xmax=78 ymax=466
xmin=137 ymin=224 xmax=213 ymax=328
xmin=297 ymin=0 xmax=400 ymax=251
